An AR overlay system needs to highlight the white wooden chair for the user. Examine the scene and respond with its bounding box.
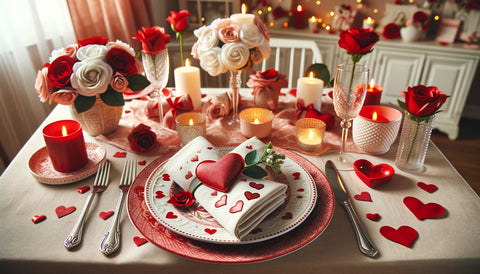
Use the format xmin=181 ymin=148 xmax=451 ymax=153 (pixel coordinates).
xmin=260 ymin=38 xmax=323 ymax=89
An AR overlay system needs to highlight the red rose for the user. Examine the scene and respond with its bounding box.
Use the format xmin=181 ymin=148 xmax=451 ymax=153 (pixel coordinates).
xmin=400 ymin=85 xmax=447 ymax=117
xmin=338 ymin=27 xmax=379 ymax=55
xmin=134 ymin=26 xmax=171 ymax=54
xmin=166 ymin=10 xmax=191 ymax=33
xmin=47 ymin=55 xmax=76 ymax=88
xmin=127 ymin=124 xmax=157 ymax=152
xmin=167 ymin=190 xmax=195 ymax=207
xmin=77 ymin=35 xmax=109 ymax=47
xmin=382 ymin=23 xmax=400 ymax=39
xmin=106 ymin=47 xmax=137 ymax=75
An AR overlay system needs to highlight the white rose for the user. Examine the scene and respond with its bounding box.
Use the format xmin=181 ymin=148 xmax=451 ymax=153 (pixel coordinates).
xmin=199 ymin=47 xmax=227 ymax=76
xmin=239 ymin=23 xmax=264 ymax=48
xmin=194 ymin=25 xmax=219 ymax=56
xmin=76 ymin=44 xmax=108 ymax=61
xmin=71 ymin=59 xmax=113 ymax=96
xmin=221 ymin=42 xmax=249 ymax=70
xmin=108 ymin=40 xmax=135 ymax=56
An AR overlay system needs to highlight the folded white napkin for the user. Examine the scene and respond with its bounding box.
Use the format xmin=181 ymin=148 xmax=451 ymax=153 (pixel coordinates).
xmin=162 ymin=136 xmax=287 ymax=239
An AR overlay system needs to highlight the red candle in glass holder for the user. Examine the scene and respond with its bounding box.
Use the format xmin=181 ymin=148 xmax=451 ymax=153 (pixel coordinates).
xmin=363 ymin=79 xmax=383 ymax=106
xmin=43 ymin=120 xmax=88 ymax=172
xmin=294 ymin=5 xmax=306 ymax=29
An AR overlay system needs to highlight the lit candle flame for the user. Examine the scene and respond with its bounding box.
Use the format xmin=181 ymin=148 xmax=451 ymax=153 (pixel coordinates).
xmin=372 ymin=111 xmax=378 ymax=121
xmin=241 ymin=3 xmax=247 ymax=14
xmin=253 ymin=118 xmax=260 ymax=124
xmin=62 ymin=125 xmax=68 ymax=136
xmin=297 ymin=5 xmax=303 ymax=12
xmin=309 ymin=71 xmax=314 ymax=78
xmin=369 ymin=79 xmax=375 ymax=90
xmin=185 ymin=58 xmax=190 ymax=67
xmin=189 ymin=119 xmax=194 ymax=126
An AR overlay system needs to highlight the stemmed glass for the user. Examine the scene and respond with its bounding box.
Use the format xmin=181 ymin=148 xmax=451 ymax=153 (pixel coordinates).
xmin=142 ymin=48 xmax=169 ymax=127
xmin=332 ymin=64 xmax=369 ymax=170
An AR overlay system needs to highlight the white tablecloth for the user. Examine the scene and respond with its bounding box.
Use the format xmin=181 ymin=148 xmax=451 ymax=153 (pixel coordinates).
xmin=1 ymin=90 xmax=479 ymax=273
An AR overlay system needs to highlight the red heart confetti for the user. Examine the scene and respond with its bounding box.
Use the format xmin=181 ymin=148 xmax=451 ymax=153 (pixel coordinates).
xmin=138 ymin=160 xmax=147 ymax=166
xmin=196 ymin=153 xmax=244 ymax=192
xmin=353 ymin=159 xmax=394 ymax=188
xmin=113 ymin=151 xmax=127 ymax=158
xmin=245 ymin=191 xmax=260 ymax=200
xmin=249 ymin=182 xmax=264 ymax=190
xmin=133 ymin=236 xmax=148 ymax=247
xmin=162 ymin=174 xmax=170 ymax=181
xmin=281 ymin=212 xmax=293 ymax=220
xmin=215 ymin=195 xmax=227 ymax=207
xmin=366 ymin=213 xmax=380 ymax=221
xmin=417 ymin=182 xmax=438 ymax=193
xmin=403 ymin=196 xmax=445 ymax=220
xmin=55 ymin=205 xmax=76 ymax=218
xmin=166 ymin=212 xmax=178 ymax=219
xmin=155 ymin=191 xmax=165 ymax=199
xmin=76 ymin=186 xmax=90 ymax=194
xmin=99 ymin=211 xmax=114 ymax=220
xmin=229 ymin=200 xmax=244 ymax=213
xmin=354 ymin=192 xmax=372 ymax=202
xmin=32 ymin=215 xmax=46 ymax=224
xmin=204 ymin=228 xmax=217 ymax=235
xmin=379 ymin=225 xmax=418 ymax=247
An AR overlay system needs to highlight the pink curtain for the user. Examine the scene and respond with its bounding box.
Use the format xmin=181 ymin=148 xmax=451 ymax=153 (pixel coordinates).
xmin=66 ymin=0 xmax=153 ymax=49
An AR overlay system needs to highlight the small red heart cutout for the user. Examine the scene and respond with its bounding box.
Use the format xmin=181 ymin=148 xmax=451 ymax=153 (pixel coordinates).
xmin=55 ymin=205 xmax=76 ymax=218
xmin=32 ymin=215 xmax=46 ymax=224
xmin=366 ymin=213 xmax=380 ymax=221
xmin=99 ymin=211 xmax=114 ymax=220
xmin=196 ymin=153 xmax=244 ymax=192
xmin=249 ymin=182 xmax=264 ymax=190
xmin=417 ymin=182 xmax=438 ymax=193
xmin=76 ymin=186 xmax=90 ymax=194
xmin=113 ymin=151 xmax=127 ymax=158
xmin=204 ymin=228 xmax=217 ymax=235
xmin=245 ymin=191 xmax=260 ymax=200
xmin=379 ymin=226 xmax=418 ymax=247
xmin=403 ymin=196 xmax=445 ymax=220
xmin=229 ymin=200 xmax=244 ymax=213
xmin=133 ymin=236 xmax=148 ymax=246
xmin=354 ymin=192 xmax=372 ymax=202
xmin=353 ymin=159 xmax=394 ymax=188
xmin=166 ymin=211 xmax=178 ymax=219
xmin=281 ymin=212 xmax=293 ymax=220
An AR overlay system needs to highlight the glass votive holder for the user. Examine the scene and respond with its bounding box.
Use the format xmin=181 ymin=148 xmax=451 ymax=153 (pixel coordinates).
xmin=296 ymin=118 xmax=326 ymax=150
xmin=353 ymin=105 xmax=402 ymax=154
xmin=175 ymin=112 xmax=206 ymax=146
xmin=239 ymin=107 xmax=274 ymax=139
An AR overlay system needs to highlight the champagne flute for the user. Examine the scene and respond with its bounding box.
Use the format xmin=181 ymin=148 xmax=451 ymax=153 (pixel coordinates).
xmin=332 ymin=64 xmax=369 ymax=170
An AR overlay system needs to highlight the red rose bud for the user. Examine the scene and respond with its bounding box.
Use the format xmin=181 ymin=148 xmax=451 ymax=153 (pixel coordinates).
xmin=400 ymin=85 xmax=447 ymax=117
xmin=127 ymin=124 xmax=157 ymax=152
xmin=47 ymin=55 xmax=76 ymax=88
xmin=338 ymin=27 xmax=379 ymax=55
xmin=382 ymin=23 xmax=400 ymax=39
xmin=167 ymin=190 xmax=195 ymax=207
xmin=166 ymin=10 xmax=191 ymax=33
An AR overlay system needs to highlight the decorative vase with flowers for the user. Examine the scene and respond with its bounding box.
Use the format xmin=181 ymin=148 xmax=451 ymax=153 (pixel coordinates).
xmin=35 ymin=36 xmax=150 ymax=136
xmin=400 ymin=11 xmax=430 ymax=42
xmin=191 ymin=5 xmax=271 ymax=124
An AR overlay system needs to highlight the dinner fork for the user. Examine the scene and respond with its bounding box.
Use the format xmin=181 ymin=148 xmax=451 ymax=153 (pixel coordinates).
xmin=65 ymin=160 xmax=111 ymax=250
xmin=99 ymin=160 xmax=136 ymax=255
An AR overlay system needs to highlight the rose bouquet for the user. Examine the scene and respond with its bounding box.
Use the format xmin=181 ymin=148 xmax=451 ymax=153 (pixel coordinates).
xmin=35 ymin=36 xmax=150 ymax=113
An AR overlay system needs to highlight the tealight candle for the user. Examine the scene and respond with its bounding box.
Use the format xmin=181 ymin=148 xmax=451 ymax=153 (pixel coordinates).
xmin=353 ymin=106 xmax=402 ymax=154
xmin=231 ymin=4 xmax=255 ymax=25
xmin=363 ymin=17 xmax=375 ymax=29
xmin=239 ymin=107 xmax=274 ymax=139
xmin=176 ymin=112 xmax=206 ymax=146
xmin=363 ymin=79 xmax=383 ymax=106
xmin=297 ymin=72 xmax=324 ymax=111
xmin=174 ymin=58 xmax=202 ymax=110
xmin=296 ymin=118 xmax=326 ymax=150
xmin=42 ymin=120 xmax=88 ymax=172
xmin=294 ymin=5 xmax=306 ymax=29
xmin=308 ymin=16 xmax=318 ymax=31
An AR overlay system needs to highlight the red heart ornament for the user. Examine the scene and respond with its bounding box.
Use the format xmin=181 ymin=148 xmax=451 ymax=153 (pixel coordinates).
xmin=99 ymin=211 xmax=114 ymax=220
xmin=55 ymin=205 xmax=76 ymax=218
xmin=417 ymin=182 xmax=438 ymax=193
xmin=196 ymin=153 xmax=245 ymax=192
xmin=403 ymin=196 xmax=445 ymax=220
xmin=32 ymin=215 xmax=46 ymax=224
xmin=354 ymin=192 xmax=372 ymax=202
xmin=366 ymin=213 xmax=380 ymax=221
xmin=204 ymin=228 xmax=217 ymax=235
xmin=379 ymin=226 xmax=418 ymax=247
xmin=133 ymin=236 xmax=148 ymax=246
xmin=353 ymin=159 xmax=394 ymax=188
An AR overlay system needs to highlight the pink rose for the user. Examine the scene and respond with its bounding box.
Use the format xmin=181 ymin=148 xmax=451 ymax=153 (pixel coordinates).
xmin=110 ymin=72 xmax=129 ymax=92
xmin=206 ymin=92 xmax=232 ymax=119
xmin=35 ymin=67 xmax=52 ymax=103
xmin=219 ymin=25 xmax=240 ymax=43
xmin=51 ymin=88 xmax=78 ymax=105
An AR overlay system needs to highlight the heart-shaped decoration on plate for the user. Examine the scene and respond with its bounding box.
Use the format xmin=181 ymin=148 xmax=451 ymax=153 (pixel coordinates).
xmin=196 ymin=153 xmax=245 ymax=192
xmin=353 ymin=159 xmax=394 ymax=188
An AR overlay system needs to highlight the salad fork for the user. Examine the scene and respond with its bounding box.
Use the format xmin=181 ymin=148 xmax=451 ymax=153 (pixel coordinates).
xmin=100 ymin=160 xmax=136 ymax=255
xmin=65 ymin=160 xmax=111 ymax=250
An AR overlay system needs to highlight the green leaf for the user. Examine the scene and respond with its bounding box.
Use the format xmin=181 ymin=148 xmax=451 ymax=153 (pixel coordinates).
xmin=244 ymin=150 xmax=259 ymax=166
xmin=305 ymin=63 xmax=331 ymax=87
xmin=100 ymin=86 xmax=124 ymax=106
xmin=125 ymin=74 xmax=151 ymax=91
xmin=74 ymin=95 xmax=96 ymax=113
xmin=242 ymin=165 xmax=268 ymax=179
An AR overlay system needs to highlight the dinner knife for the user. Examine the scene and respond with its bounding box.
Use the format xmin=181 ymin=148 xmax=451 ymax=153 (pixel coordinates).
xmin=325 ymin=160 xmax=379 ymax=258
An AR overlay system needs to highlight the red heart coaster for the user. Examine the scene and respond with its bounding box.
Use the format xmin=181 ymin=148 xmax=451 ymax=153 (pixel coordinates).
xmin=133 ymin=236 xmax=148 ymax=247
xmin=196 ymin=153 xmax=245 ymax=192
xmin=353 ymin=191 xmax=372 ymax=202
xmin=366 ymin=213 xmax=380 ymax=221
xmin=417 ymin=182 xmax=438 ymax=193
xmin=55 ymin=205 xmax=76 ymax=218
xmin=32 ymin=215 xmax=46 ymax=224
xmin=353 ymin=159 xmax=394 ymax=188
xmin=379 ymin=225 xmax=418 ymax=247
xmin=403 ymin=196 xmax=445 ymax=220
xmin=99 ymin=211 xmax=114 ymax=220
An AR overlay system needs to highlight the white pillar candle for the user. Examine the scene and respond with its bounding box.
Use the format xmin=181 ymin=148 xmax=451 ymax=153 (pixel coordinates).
xmin=296 ymin=72 xmax=324 ymax=111
xmin=174 ymin=59 xmax=202 ymax=110
xmin=231 ymin=3 xmax=255 ymax=25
